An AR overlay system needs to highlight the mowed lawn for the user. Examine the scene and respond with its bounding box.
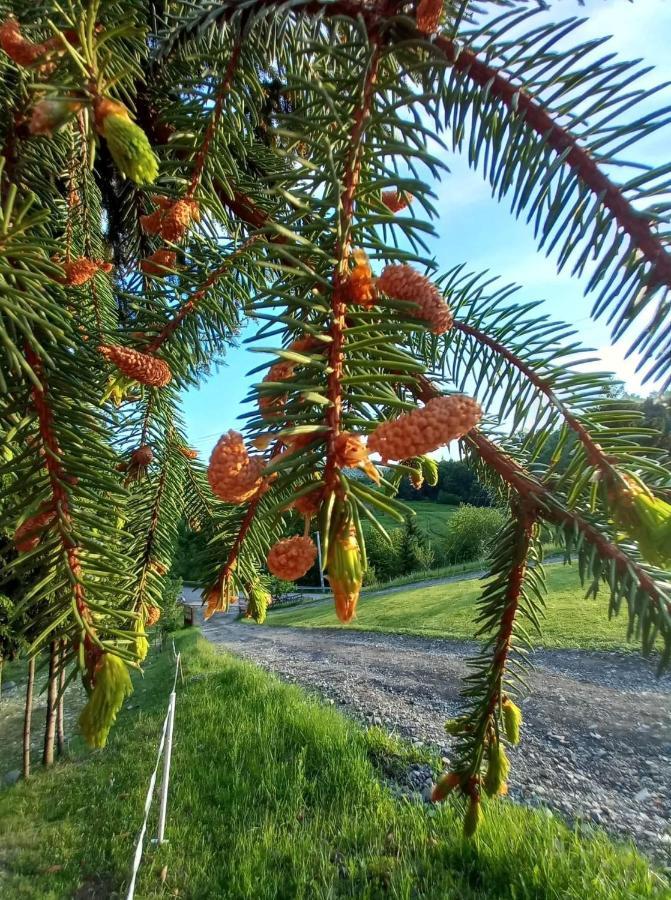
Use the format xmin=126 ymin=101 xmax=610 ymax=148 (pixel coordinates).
xmin=364 ymin=499 xmax=458 ymax=540
xmin=0 ymin=631 xmax=663 ymax=899
xmin=268 ymin=563 xmax=641 ymax=651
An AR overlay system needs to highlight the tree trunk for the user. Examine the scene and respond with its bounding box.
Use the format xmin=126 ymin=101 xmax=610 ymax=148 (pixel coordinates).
xmin=42 ymin=642 xmax=58 ymax=767
xmin=56 ymin=640 xmax=66 ymax=756
xmin=23 ymin=656 xmax=35 ymax=780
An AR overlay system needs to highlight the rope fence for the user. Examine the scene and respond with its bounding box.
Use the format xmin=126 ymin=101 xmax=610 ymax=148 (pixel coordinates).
xmin=125 ymin=643 xmax=182 ymax=900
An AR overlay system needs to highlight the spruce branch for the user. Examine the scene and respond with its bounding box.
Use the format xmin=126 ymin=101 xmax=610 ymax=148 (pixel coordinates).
xmin=324 ymin=41 xmax=381 ymax=496
xmin=441 ymin=504 xmax=541 ymax=821
xmin=185 ymin=39 xmax=242 ymax=200
xmin=469 ymin=430 xmax=671 ymax=656
xmin=452 ymin=318 xmax=621 ymax=478
xmin=22 ymin=344 xmax=94 ymax=641
xmin=412 ymin=375 xmax=671 ymax=666
xmin=146 ymin=237 xmax=259 ymax=353
xmin=431 ymin=32 xmax=671 ymax=293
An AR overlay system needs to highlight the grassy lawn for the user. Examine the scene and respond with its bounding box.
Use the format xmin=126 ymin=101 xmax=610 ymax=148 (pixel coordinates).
xmin=268 ymin=563 xmax=640 ymax=652
xmin=0 ymin=631 xmax=665 ymax=898
xmin=367 ymin=499 xmax=458 ymax=540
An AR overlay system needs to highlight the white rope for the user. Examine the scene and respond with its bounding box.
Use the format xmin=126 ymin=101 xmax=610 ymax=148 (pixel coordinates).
xmin=156 ymin=691 xmax=176 ymax=845
xmin=171 ymin=650 xmax=181 ymax=693
xmin=125 ymin=651 xmax=181 ymax=900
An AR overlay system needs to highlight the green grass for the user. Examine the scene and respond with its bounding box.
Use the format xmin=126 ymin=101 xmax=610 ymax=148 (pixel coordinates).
xmin=365 ymin=499 xmax=458 ymax=540
xmin=0 ymin=631 xmax=664 ymax=898
xmin=267 ymin=563 xmax=641 ymax=651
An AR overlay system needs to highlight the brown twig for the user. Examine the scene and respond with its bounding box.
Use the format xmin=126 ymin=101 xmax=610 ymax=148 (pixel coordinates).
xmin=146 ymin=237 xmax=259 ymax=353
xmin=463 ymin=503 xmax=537 ymax=779
xmin=488 ymin=506 xmax=536 ymax=708
xmin=213 ymin=441 xmax=283 ymax=589
xmin=324 ymin=43 xmax=381 ymax=495
xmin=134 ymin=445 xmax=170 ymax=611
xmin=433 ymin=35 xmax=671 ymax=291
xmin=24 ymin=345 xmax=92 ymax=632
xmin=453 ymin=319 xmax=617 ymax=473
xmin=186 ymin=42 xmax=242 ymax=199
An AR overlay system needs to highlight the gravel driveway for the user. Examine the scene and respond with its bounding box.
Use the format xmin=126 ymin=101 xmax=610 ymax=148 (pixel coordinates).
xmin=202 ymin=614 xmax=671 ymax=864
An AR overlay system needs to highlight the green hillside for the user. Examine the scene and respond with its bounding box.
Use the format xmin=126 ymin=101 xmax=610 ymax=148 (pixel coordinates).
xmin=363 ymin=500 xmax=458 ymax=541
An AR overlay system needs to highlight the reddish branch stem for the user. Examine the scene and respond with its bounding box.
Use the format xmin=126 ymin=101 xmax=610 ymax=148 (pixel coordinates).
xmin=23 ymin=345 xmax=91 ymax=628
xmin=218 ymin=491 xmax=265 ymax=586
xmin=453 ymin=320 xmax=615 ymax=472
xmin=452 ymin=503 xmax=538 ymax=791
xmin=186 ymin=42 xmax=242 ymax=198
xmin=324 ymin=43 xmax=381 ymax=494
xmin=146 ymin=237 xmax=258 ymax=353
xmin=488 ymin=506 xmax=536 ymax=713
xmin=464 ymin=504 xmax=536 ymax=780
xmin=433 ymin=34 xmax=671 ymax=290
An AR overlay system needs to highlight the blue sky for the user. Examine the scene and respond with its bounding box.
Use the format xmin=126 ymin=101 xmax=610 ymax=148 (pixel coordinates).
xmin=182 ymin=0 xmax=671 ymax=457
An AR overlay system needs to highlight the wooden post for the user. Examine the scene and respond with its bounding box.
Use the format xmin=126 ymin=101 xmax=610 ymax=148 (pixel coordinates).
xmin=43 ymin=641 xmax=58 ymax=767
xmin=56 ymin=640 xmax=66 ymax=756
xmin=23 ymin=656 xmax=35 ymax=779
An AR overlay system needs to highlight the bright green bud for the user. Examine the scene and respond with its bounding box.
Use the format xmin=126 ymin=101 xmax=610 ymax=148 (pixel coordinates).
xmin=247 ymin=582 xmax=271 ymax=625
xmin=628 ymin=491 xmax=671 ymax=569
xmin=611 ymin=477 xmax=671 ymax=569
xmin=420 ymin=455 xmax=438 ymax=487
xmin=483 ymin=741 xmax=510 ymax=797
xmin=135 ymin=619 xmax=149 ymax=662
xmin=463 ymin=797 xmax=482 ymax=838
xmin=79 ymin=653 xmax=133 ymax=749
xmin=328 ymin=508 xmax=363 ymax=623
xmin=103 ymin=113 xmax=159 ymax=186
xmin=502 ymin=698 xmax=522 ymax=745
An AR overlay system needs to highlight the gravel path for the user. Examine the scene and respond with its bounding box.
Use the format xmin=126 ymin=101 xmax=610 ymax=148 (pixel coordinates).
xmin=202 ymin=615 xmax=671 ymax=864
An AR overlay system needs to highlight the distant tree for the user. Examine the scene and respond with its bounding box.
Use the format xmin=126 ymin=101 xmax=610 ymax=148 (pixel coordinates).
xmin=365 ymin=527 xmax=403 ymax=583
xmin=396 ymin=459 xmax=491 ymax=506
xmin=398 ymin=517 xmax=434 ymax=575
